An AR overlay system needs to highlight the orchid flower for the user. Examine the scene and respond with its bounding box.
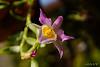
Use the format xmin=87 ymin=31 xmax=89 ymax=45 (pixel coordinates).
xmin=38 ymin=9 xmax=74 ymax=58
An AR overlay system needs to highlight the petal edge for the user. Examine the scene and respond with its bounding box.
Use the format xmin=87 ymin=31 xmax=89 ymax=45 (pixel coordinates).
xmin=54 ymin=41 xmax=64 ymax=59
xmin=52 ymin=16 xmax=63 ymax=29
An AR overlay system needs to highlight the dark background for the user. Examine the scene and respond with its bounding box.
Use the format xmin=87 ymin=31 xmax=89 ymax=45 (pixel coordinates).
xmin=0 ymin=0 xmax=100 ymax=67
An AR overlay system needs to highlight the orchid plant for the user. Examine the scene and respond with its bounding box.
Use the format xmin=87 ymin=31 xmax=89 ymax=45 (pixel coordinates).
xmin=19 ymin=9 xmax=73 ymax=60
xmin=0 ymin=7 xmax=74 ymax=67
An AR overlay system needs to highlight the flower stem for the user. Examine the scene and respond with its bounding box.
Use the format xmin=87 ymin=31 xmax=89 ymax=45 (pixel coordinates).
xmin=28 ymin=40 xmax=40 ymax=52
xmin=20 ymin=14 xmax=31 ymax=55
xmin=20 ymin=26 xmax=28 ymax=54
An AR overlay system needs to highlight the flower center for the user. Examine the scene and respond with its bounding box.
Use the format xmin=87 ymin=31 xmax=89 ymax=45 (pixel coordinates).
xmin=42 ymin=25 xmax=57 ymax=39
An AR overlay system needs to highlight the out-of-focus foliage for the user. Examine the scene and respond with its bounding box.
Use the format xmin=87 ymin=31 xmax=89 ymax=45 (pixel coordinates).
xmin=0 ymin=0 xmax=100 ymax=67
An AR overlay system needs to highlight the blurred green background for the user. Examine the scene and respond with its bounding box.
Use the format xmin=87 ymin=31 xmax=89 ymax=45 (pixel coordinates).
xmin=0 ymin=0 xmax=100 ymax=67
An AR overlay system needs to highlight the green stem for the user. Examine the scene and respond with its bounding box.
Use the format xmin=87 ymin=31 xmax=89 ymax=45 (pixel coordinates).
xmin=0 ymin=47 xmax=9 ymax=54
xmin=20 ymin=26 xmax=28 ymax=53
xmin=20 ymin=14 xmax=31 ymax=54
xmin=27 ymin=40 xmax=39 ymax=52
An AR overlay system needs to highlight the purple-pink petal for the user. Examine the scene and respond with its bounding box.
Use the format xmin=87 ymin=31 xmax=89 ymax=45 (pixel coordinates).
xmin=57 ymin=29 xmax=74 ymax=42
xmin=53 ymin=41 xmax=64 ymax=59
xmin=39 ymin=9 xmax=46 ymax=24
xmin=52 ymin=16 xmax=63 ymax=29
xmin=61 ymin=34 xmax=74 ymax=42
xmin=38 ymin=29 xmax=46 ymax=43
xmin=40 ymin=38 xmax=55 ymax=44
xmin=39 ymin=9 xmax=52 ymax=25
xmin=31 ymin=50 xmax=37 ymax=57
xmin=45 ymin=18 xmax=52 ymax=25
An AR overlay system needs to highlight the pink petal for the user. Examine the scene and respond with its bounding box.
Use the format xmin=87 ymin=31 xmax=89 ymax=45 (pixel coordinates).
xmin=57 ymin=29 xmax=74 ymax=42
xmin=53 ymin=41 xmax=64 ymax=59
xmin=52 ymin=16 xmax=63 ymax=29
xmin=31 ymin=50 xmax=37 ymax=57
xmin=38 ymin=29 xmax=44 ymax=42
xmin=40 ymin=39 xmax=55 ymax=44
xmin=39 ymin=9 xmax=52 ymax=25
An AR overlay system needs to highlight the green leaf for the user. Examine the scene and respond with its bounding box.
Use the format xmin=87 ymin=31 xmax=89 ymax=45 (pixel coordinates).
xmin=0 ymin=47 xmax=9 ymax=54
xmin=31 ymin=59 xmax=39 ymax=67
xmin=27 ymin=23 xmax=40 ymax=36
xmin=40 ymin=43 xmax=46 ymax=48
xmin=16 ymin=32 xmax=23 ymax=41
xmin=26 ymin=14 xmax=40 ymax=36
xmin=13 ymin=1 xmax=25 ymax=6
xmin=0 ymin=1 xmax=9 ymax=9
xmin=9 ymin=46 xmax=20 ymax=53
xmin=68 ymin=12 xmax=87 ymax=21
xmin=9 ymin=10 xmax=25 ymax=21
xmin=0 ymin=5 xmax=6 ymax=9
xmin=27 ymin=0 xmax=34 ymax=6
xmin=26 ymin=37 xmax=36 ymax=45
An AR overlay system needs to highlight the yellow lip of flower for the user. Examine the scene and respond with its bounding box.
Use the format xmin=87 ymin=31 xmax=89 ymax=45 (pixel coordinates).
xmin=42 ymin=25 xmax=57 ymax=39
